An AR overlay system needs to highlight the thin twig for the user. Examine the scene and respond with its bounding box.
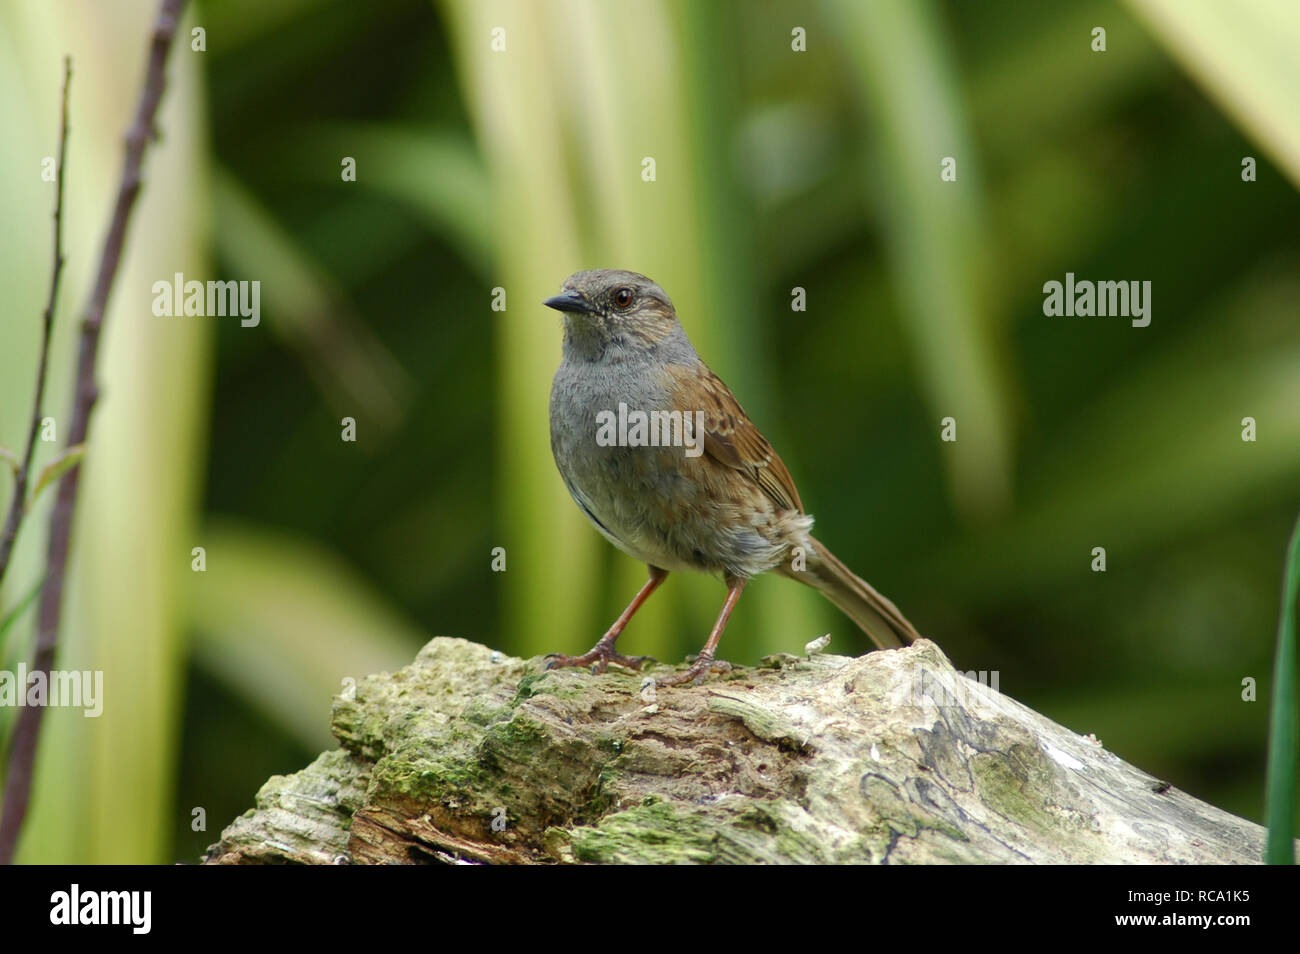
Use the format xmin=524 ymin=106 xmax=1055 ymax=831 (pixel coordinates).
xmin=0 ymin=57 xmax=71 ymax=590
xmin=0 ymin=0 xmax=188 ymax=864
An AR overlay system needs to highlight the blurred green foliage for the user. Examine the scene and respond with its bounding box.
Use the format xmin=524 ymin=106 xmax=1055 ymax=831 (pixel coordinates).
xmin=0 ymin=0 xmax=1296 ymax=862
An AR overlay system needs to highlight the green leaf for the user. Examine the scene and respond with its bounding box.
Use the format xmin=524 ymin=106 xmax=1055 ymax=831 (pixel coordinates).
xmin=187 ymin=521 xmax=425 ymax=751
xmin=210 ymin=167 xmax=412 ymax=436
xmin=0 ymin=575 xmax=42 ymax=659
xmin=919 ymin=273 xmax=1300 ymax=605
xmin=1124 ymin=0 xmax=1300 ymax=192
xmin=821 ymin=0 xmax=1014 ymax=521
xmin=1265 ymin=513 xmax=1299 ymax=864
xmin=25 ymin=443 xmax=84 ymax=514
xmin=284 ymin=123 xmax=493 ymax=279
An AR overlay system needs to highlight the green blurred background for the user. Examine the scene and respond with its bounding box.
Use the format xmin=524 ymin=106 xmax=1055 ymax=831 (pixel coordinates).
xmin=0 ymin=0 xmax=1297 ymax=863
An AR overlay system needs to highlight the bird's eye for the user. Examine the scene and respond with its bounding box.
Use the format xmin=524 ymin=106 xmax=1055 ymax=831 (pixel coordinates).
xmin=613 ymin=287 xmax=634 ymax=309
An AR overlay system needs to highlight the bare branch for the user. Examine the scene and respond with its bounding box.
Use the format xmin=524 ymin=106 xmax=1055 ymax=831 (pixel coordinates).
xmin=0 ymin=57 xmax=71 ymax=589
xmin=0 ymin=0 xmax=189 ymax=864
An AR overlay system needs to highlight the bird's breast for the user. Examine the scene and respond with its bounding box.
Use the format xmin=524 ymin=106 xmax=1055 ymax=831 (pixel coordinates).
xmin=548 ymin=357 xmax=796 ymax=577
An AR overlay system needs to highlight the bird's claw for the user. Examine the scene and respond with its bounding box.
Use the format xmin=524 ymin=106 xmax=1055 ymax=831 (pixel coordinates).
xmin=543 ymin=646 xmax=649 ymax=674
xmin=656 ymin=654 xmax=732 ymax=687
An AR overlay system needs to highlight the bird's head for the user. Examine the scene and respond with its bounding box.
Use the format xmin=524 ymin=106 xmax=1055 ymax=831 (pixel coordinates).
xmin=544 ymin=269 xmax=683 ymax=357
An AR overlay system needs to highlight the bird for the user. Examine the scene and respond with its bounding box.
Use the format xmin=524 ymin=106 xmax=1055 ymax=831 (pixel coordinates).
xmin=542 ymin=269 xmax=922 ymax=686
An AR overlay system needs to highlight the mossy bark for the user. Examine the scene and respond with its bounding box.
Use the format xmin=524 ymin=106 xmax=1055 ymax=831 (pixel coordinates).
xmin=205 ymin=637 xmax=1275 ymax=864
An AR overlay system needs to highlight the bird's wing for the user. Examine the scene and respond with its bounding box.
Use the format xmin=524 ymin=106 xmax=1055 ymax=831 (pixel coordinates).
xmin=667 ymin=362 xmax=805 ymax=514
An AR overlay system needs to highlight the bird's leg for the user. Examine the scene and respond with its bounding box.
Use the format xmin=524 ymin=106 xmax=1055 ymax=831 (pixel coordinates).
xmin=657 ymin=576 xmax=747 ymax=687
xmin=545 ymin=567 xmax=668 ymax=673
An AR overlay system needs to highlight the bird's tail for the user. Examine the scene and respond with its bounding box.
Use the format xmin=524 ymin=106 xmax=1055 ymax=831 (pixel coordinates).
xmin=793 ymin=536 xmax=921 ymax=649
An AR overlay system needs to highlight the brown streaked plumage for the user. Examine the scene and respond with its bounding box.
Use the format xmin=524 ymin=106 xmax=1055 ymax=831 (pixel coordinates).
xmin=543 ymin=269 xmax=922 ymax=686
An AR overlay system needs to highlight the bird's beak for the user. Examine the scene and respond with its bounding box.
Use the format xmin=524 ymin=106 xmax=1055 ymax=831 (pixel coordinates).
xmin=543 ymin=290 xmax=595 ymax=315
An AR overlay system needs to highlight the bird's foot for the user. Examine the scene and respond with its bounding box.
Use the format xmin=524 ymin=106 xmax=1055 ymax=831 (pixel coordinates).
xmin=544 ymin=638 xmax=649 ymax=675
xmin=655 ymin=651 xmax=732 ymax=687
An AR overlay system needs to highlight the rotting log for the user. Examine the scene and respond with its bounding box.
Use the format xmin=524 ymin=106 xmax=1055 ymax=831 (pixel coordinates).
xmin=204 ymin=637 xmax=1275 ymax=864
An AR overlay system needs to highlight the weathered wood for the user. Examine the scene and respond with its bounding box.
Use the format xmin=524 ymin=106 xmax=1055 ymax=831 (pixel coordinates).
xmin=204 ymin=637 xmax=1275 ymax=864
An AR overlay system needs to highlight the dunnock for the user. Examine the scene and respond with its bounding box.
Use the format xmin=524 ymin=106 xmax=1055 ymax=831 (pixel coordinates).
xmin=543 ymin=269 xmax=921 ymax=686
